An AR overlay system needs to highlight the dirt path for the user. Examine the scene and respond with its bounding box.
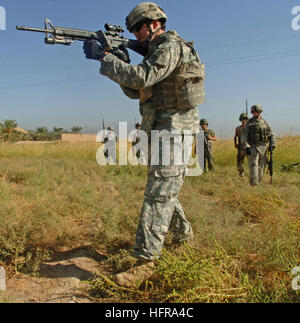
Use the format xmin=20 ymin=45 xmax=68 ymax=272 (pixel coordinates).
xmin=1 ymin=247 xmax=106 ymax=303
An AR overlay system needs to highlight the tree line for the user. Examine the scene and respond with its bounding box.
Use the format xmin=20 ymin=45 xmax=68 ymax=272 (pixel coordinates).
xmin=0 ymin=120 xmax=83 ymax=142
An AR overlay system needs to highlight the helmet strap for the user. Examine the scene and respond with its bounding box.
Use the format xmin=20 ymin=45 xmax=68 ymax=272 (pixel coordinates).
xmin=146 ymin=20 xmax=162 ymax=41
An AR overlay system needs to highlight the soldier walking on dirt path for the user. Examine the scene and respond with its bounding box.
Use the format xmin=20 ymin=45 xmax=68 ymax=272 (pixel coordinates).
xmin=242 ymin=104 xmax=276 ymax=186
xmin=83 ymin=2 xmax=205 ymax=286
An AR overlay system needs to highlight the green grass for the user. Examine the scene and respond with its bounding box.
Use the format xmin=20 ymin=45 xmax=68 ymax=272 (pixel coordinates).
xmin=0 ymin=138 xmax=299 ymax=302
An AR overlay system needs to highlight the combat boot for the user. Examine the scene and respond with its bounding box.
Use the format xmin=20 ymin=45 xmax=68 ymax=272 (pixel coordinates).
xmin=172 ymin=228 xmax=194 ymax=244
xmin=113 ymin=259 xmax=155 ymax=287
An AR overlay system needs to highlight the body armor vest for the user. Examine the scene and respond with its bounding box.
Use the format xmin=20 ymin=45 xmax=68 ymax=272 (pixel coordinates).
xmin=248 ymin=118 xmax=270 ymax=145
xmin=140 ymin=31 xmax=205 ymax=110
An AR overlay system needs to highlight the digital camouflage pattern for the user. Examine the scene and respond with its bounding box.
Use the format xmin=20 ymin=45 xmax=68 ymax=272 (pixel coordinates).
xmin=126 ymin=2 xmax=167 ymax=32
xmin=100 ymin=29 xmax=203 ymax=260
xmin=251 ymin=104 xmax=263 ymax=113
xmin=242 ymin=117 xmax=275 ymax=185
xmin=134 ymin=165 xmax=193 ymax=260
xmin=203 ymin=129 xmax=215 ymax=171
xmin=101 ymin=30 xmax=204 ymax=134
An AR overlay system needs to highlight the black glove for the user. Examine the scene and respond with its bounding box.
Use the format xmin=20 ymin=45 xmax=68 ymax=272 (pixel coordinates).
xmin=109 ymin=45 xmax=131 ymax=64
xmin=83 ymin=40 xmax=106 ymax=61
xmin=246 ymin=147 xmax=251 ymax=155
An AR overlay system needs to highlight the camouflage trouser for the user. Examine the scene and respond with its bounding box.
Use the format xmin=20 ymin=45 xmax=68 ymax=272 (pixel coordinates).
xmin=204 ymin=146 xmax=214 ymax=171
xmin=134 ymin=165 xmax=193 ymax=261
xmin=247 ymin=146 xmax=267 ymax=185
xmin=237 ymin=148 xmax=247 ymax=175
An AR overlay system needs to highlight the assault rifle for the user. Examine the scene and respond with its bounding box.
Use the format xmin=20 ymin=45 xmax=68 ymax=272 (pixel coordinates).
xmin=281 ymin=162 xmax=300 ymax=172
xmin=16 ymin=18 xmax=147 ymax=56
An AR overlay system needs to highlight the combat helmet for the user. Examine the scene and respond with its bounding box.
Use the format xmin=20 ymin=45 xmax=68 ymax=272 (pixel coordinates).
xmin=251 ymin=104 xmax=263 ymax=113
xmin=126 ymin=2 xmax=167 ymax=33
xmin=200 ymin=119 xmax=208 ymax=125
xmin=239 ymin=113 xmax=249 ymax=121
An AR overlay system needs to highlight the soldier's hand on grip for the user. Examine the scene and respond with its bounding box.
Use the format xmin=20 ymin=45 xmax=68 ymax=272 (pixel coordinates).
xmin=83 ymin=40 xmax=106 ymax=61
xmin=109 ymin=45 xmax=131 ymax=64
xmin=246 ymin=147 xmax=252 ymax=155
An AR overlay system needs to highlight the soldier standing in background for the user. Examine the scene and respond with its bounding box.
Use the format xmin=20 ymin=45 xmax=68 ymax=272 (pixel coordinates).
xmin=129 ymin=122 xmax=147 ymax=165
xmin=102 ymin=126 xmax=118 ymax=164
xmin=234 ymin=113 xmax=249 ymax=177
xmin=83 ymin=2 xmax=205 ymax=286
xmin=242 ymin=104 xmax=276 ymax=186
xmin=131 ymin=122 xmax=142 ymax=158
xmin=199 ymin=119 xmax=216 ymax=172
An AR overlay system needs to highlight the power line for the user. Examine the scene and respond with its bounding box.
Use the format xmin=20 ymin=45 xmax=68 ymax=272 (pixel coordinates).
xmin=1 ymin=48 xmax=299 ymax=90
xmin=1 ymin=47 xmax=300 ymax=90
xmin=199 ymin=33 xmax=300 ymax=51
xmin=206 ymin=49 xmax=300 ymax=64
xmin=0 ymin=64 xmax=92 ymax=77
xmin=206 ymin=51 xmax=300 ymax=67
xmin=0 ymin=75 xmax=102 ymax=91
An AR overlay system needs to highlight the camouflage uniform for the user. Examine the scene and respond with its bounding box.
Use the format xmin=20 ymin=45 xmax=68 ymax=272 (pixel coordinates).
xmin=242 ymin=116 xmax=275 ymax=185
xmin=100 ymin=30 xmax=205 ymax=260
xmin=234 ymin=125 xmax=247 ymax=176
xmin=99 ymin=127 xmax=117 ymax=164
xmin=129 ymin=124 xmax=147 ymax=165
xmin=203 ymin=129 xmax=215 ymax=171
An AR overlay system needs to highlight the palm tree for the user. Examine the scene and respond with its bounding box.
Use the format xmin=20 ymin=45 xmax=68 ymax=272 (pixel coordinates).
xmin=52 ymin=127 xmax=65 ymax=141
xmin=35 ymin=127 xmax=49 ymax=141
xmin=71 ymin=126 xmax=83 ymax=134
xmin=0 ymin=120 xmax=18 ymax=141
xmin=53 ymin=127 xmax=64 ymax=134
xmin=36 ymin=127 xmax=48 ymax=134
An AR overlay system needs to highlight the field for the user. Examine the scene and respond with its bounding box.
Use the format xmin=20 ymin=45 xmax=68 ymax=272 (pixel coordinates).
xmin=0 ymin=137 xmax=299 ymax=303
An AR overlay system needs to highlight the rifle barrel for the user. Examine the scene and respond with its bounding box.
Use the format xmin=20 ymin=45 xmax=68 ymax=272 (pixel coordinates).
xmin=16 ymin=25 xmax=50 ymax=33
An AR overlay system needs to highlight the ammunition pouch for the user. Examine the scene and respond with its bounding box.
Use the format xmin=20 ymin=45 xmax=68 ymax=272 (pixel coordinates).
xmin=154 ymin=60 xmax=205 ymax=111
xmin=248 ymin=122 xmax=270 ymax=145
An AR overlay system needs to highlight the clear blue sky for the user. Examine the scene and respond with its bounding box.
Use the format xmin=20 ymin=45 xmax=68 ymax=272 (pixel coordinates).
xmin=0 ymin=0 xmax=299 ymax=137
